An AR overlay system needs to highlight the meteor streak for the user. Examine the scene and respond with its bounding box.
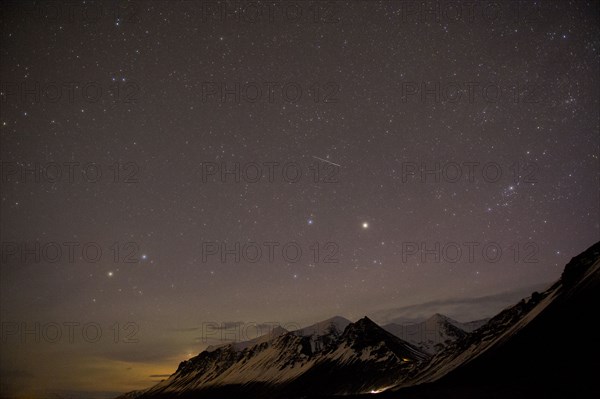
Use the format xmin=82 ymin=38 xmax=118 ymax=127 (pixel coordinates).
xmin=312 ymin=156 xmax=341 ymax=167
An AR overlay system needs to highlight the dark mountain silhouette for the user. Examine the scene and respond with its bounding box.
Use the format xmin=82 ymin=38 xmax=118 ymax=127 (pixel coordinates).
xmin=320 ymin=241 xmax=600 ymax=399
xmin=116 ymin=241 xmax=600 ymax=399
xmin=120 ymin=316 xmax=428 ymax=398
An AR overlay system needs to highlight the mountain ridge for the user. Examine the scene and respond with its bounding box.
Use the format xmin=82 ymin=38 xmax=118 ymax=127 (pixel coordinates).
xmin=116 ymin=241 xmax=600 ymax=399
xmin=121 ymin=315 xmax=429 ymax=398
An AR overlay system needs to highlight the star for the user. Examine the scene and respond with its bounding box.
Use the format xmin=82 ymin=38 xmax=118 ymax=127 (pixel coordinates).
xmin=1 ymin=1 xmax=596 ymax=391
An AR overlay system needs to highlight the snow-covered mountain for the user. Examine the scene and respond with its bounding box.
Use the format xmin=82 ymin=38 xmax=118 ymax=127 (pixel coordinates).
xmin=382 ymin=313 xmax=488 ymax=354
xmin=116 ymin=241 xmax=600 ymax=399
xmin=381 ymin=241 xmax=600 ymax=398
xmin=121 ymin=316 xmax=428 ymax=399
xmin=204 ymin=324 xmax=289 ymax=352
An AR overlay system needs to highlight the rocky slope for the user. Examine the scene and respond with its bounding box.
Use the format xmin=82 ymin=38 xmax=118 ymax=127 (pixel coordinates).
xmin=122 ymin=316 xmax=428 ymax=398
xmin=117 ymin=241 xmax=600 ymax=399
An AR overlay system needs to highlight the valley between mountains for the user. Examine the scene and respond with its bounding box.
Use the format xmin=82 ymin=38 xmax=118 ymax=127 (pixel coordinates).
xmin=117 ymin=242 xmax=600 ymax=399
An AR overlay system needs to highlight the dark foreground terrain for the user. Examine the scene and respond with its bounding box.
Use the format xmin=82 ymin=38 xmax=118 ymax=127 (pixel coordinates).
xmin=119 ymin=242 xmax=600 ymax=399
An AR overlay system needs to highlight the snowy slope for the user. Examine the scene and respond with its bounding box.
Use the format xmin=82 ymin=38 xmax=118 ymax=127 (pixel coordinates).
xmin=382 ymin=313 xmax=488 ymax=354
xmin=205 ymin=325 xmax=289 ymax=352
xmin=121 ymin=317 xmax=428 ymax=398
xmin=116 ymin=242 xmax=600 ymax=399
xmin=388 ymin=241 xmax=600 ymax=397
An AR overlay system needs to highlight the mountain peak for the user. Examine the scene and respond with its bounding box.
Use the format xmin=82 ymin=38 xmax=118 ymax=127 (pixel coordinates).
xmin=344 ymin=316 xmax=400 ymax=341
xmin=325 ymin=315 xmax=353 ymax=325
xmin=426 ymin=313 xmax=459 ymax=325
xmin=345 ymin=316 xmax=381 ymax=333
xmin=293 ymin=316 xmax=351 ymax=337
xmin=429 ymin=312 xmax=449 ymax=320
xmin=356 ymin=315 xmax=376 ymax=324
xmin=115 ymin=242 xmax=600 ymax=399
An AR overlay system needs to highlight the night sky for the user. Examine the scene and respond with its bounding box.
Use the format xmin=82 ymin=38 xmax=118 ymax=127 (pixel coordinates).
xmin=1 ymin=1 xmax=599 ymax=397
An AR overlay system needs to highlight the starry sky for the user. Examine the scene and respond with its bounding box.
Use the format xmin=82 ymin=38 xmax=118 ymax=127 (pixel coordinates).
xmin=1 ymin=0 xmax=599 ymax=397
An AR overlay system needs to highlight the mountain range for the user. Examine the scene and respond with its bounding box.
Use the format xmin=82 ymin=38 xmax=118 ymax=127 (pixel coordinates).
xmin=117 ymin=241 xmax=600 ymax=398
xmin=381 ymin=313 xmax=488 ymax=354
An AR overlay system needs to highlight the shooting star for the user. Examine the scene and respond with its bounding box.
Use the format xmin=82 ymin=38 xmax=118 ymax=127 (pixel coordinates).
xmin=312 ymin=156 xmax=341 ymax=167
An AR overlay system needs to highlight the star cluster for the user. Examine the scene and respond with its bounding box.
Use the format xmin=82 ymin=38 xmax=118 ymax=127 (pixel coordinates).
xmin=0 ymin=1 xmax=598 ymax=396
